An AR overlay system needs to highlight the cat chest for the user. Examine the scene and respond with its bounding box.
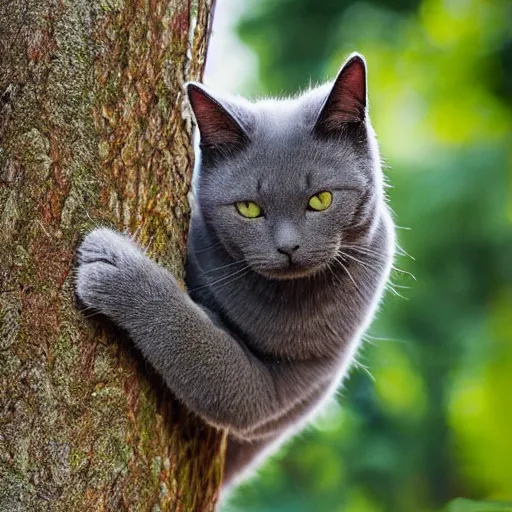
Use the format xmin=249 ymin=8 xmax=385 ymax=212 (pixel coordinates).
xmin=219 ymin=293 xmax=348 ymax=359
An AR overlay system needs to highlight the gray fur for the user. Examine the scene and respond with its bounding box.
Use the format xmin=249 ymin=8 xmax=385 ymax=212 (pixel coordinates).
xmin=75 ymin=53 xmax=395 ymax=491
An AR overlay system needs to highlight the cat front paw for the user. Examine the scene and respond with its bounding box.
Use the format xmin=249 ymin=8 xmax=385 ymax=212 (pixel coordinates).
xmin=75 ymin=228 xmax=145 ymax=318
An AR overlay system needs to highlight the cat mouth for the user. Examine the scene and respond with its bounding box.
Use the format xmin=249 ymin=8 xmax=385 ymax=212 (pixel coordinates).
xmin=255 ymin=262 xmax=322 ymax=280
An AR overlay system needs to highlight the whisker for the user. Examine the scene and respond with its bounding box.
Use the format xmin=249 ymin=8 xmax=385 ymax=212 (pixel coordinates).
xmin=396 ymin=243 xmax=415 ymax=260
xmin=77 ymin=305 xmax=102 ymax=320
xmin=391 ymin=266 xmax=416 ymax=281
xmin=352 ymin=359 xmax=375 ymax=382
xmin=206 ymin=269 xmax=252 ymax=292
xmin=386 ymin=282 xmax=409 ymax=300
xmin=339 ymin=244 xmax=388 ymax=262
xmin=82 ymin=311 xmax=101 ymax=320
xmin=327 ymin=263 xmax=345 ymax=288
xmin=189 ymin=266 xmax=250 ymax=293
xmin=391 ymin=283 xmax=411 ymax=290
xmin=199 ymin=259 xmax=245 ymax=276
xmin=193 ymin=241 xmax=223 ymax=254
xmin=338 ymin=250 xmax=380 ymax=274
xmin=333 ymin=256 xmax=361 ymax=295
xmin=363 ymin=334 xmax=408 ymax=344
xmin=339 ymin=244 xmax=416 ymax=282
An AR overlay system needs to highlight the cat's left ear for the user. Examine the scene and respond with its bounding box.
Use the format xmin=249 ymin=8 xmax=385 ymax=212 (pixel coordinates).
xmin=314 ymin=53 xmax=367 ymax=135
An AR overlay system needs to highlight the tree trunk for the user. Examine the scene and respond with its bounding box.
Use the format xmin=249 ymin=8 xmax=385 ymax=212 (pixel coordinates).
xmin=0 ymin=0 xmax=223 ymax=510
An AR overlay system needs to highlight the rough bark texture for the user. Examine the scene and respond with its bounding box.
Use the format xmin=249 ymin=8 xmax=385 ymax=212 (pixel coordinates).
xmin=0 ymin=0 xmax=224 ymax=510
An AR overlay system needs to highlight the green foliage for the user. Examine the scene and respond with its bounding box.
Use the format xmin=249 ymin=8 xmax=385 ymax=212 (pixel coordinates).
xmin=222 ymin=0 xmax=512 ymax=511
xmin=443 ymin=500 xmax=512 ymax=512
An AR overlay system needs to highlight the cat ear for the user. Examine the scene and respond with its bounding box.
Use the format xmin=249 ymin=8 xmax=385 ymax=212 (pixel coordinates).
xmin=314 ymin=53 xmax=367 ymax=135
xmin=186 ymin=83 xmax=249 ymax=149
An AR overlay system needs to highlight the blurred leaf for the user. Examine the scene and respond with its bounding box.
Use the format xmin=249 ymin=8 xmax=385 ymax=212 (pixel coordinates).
xmin=443 ymin=499 xmax=512 ymax=512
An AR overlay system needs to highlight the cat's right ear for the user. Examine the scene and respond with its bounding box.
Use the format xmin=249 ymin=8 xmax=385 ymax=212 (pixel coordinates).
xmin=186 ymin=83 xmax=249 ymax=152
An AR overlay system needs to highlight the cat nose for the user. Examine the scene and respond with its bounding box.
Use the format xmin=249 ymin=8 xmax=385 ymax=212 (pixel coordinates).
xmin=275 ymin=222 xmax=300 ymax=261
xmin=277 ymin=245 xmax=300 ymax=257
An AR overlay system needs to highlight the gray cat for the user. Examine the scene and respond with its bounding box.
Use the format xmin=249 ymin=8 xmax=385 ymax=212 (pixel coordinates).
xmin=75 ymin=53 xmax=395 ymax=491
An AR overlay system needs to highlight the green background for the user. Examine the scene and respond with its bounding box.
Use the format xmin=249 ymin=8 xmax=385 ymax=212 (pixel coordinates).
xmin=219 ymin=0 xmax=512 ymax=511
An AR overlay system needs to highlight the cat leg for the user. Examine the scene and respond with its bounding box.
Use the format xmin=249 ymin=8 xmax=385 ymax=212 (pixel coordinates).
xmin=75 ymin=228 xmax=332 ymax=436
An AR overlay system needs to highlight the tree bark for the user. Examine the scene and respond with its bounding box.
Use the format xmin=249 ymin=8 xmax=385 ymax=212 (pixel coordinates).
xmin=0 ymin=0 xmax=223 ymax=511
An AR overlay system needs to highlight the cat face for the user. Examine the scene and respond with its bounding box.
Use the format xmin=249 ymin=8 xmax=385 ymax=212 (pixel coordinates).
xmin=188 ymin=54 xmax=382 ymax=280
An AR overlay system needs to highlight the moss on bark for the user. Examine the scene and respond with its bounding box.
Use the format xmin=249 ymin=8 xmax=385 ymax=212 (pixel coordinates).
xmin=0 ymin=0 xmax=224 ymax=510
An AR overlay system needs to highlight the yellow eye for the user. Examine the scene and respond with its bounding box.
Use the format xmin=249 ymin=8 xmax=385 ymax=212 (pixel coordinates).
xmin=235 ymin=201 xmax=262 ymax=218
xmin=308 ymin=191 xmax=332 ymax=211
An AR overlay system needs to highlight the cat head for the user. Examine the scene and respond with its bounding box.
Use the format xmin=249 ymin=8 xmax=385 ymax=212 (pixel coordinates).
xmin=186 ymin=53 xmax=383 ymax=280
